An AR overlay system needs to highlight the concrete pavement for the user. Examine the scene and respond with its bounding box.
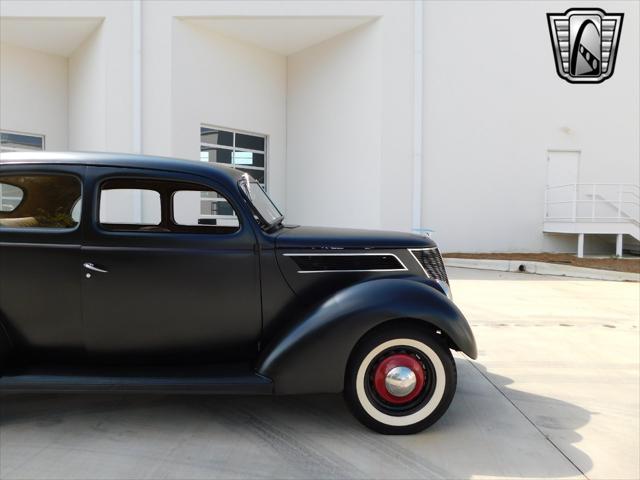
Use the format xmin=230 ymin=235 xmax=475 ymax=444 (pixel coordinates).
xmin=0 ymin=268 xmax=638 ymax=479
xmin=453 ymin=268 xmax=639 ymax=480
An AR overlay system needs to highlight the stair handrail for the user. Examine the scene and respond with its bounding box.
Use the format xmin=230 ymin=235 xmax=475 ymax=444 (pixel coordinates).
xmin=544 ymin=182 xmax=640 ymax=224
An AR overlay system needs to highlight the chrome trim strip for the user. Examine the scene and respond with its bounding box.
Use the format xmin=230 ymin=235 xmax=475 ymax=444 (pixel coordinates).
xmin=407 ymin=247 xmax=438 ymax=278
xmin=282 ymin=252 xmax=408 ymax=274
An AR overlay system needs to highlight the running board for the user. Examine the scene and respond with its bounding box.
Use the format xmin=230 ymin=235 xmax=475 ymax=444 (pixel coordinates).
xmin=0 ymin=364 xmax=273 ymax=394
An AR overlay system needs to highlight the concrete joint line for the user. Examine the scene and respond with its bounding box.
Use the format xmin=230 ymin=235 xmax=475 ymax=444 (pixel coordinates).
xmin=466 ymin=359 xmax=590 ymax=480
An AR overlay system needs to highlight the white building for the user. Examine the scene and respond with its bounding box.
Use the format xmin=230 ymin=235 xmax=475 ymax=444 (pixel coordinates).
xmin=1 ymin=1 xmax=638 ymax=254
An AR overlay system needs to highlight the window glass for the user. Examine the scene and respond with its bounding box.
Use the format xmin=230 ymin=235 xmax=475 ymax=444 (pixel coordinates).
xmin=97 ymin=179 xmax=239 ymax=234
xmin=71 ymin=198 xmax=82 ymax=223
xmin=200 ymin=128 xmax=233 ymax=147
xmin=235 ymin=133 xmax=265 ymax=151
xmin=0 ymin=131 xmax=44 ymax=152
xmin=100 ymin=189 xmax=161 ymax=227
xmin=0 ymin=174 xmax=81 ymax=229
xmin=200 ymin=147 xmax=232 ymax=164
xmin=0 ymin=183 xmax=24 ymax=212
xmin=173 ymin=190 xmax=240 ymax=229
xmin=233 ymin=151 xmax=264 ymax=168
xmin=239 ymin=178 xmax=282 ymax=227
xmin=200 ymin=125 xmax=267 ymax=191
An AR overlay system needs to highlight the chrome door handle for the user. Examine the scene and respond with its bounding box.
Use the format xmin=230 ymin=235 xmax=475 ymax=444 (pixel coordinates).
xmin=83 ymin=262 xmax=108 ymax=273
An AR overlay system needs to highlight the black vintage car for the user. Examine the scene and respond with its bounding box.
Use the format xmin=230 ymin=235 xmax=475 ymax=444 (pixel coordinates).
xmin=0 ymin=152 xmax=476 ymax=434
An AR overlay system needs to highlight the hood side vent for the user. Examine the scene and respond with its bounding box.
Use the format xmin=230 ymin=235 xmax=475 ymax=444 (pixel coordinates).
xmin=285 ymin=254 xmax=406 ymax=273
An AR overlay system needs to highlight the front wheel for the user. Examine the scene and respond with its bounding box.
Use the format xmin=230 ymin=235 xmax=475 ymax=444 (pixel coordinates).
xmin=344 ymin=326 xmax=457 ymax=434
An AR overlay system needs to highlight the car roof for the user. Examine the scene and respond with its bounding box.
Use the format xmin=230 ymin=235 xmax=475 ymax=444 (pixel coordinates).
xmin=0 ymin=151 xmax=246 ymax=184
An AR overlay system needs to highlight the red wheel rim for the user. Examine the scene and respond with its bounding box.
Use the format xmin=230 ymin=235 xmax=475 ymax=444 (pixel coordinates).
xmin=372 ymin=353 xmax=425 ymax=404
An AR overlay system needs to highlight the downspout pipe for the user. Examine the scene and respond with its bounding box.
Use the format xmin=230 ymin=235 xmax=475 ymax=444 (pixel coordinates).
xmin=412 ymin=0 xmax=424 ymax=234
xmin=132 ymin=0 xmax=142 ymax=155
xmin=132 ymin=0 xmax=143 ymax=221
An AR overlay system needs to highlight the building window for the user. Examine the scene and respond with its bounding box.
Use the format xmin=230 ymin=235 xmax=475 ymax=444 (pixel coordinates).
xmin=173 ymin=189 xmax=239 ymax=230
xmin=200 ymin=126 xmax=266 ymax=188
xmin=199 ymin=126 xmax=266 ymax=226
xmin=0 ymin=131 xmax=45 ymax=152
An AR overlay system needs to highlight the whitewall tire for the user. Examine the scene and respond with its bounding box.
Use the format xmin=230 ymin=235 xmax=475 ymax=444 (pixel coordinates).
xmin=344 ymin=325 xmax=457 ymax=434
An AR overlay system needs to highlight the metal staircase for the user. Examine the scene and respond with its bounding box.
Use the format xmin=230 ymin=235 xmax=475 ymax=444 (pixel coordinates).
xmin=544 ymin=183 xmax=640 ymax=257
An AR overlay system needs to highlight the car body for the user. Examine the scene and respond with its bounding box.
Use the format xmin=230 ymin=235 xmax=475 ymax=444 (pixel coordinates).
xmin=0 ymin=152 xmax=476 ymax=434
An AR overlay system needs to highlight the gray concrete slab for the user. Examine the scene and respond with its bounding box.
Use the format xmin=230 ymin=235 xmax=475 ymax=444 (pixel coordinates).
xmin=452 ymin=268 xmax=640 ymax=480
xmin=0 ymin=267 xmax=637 ymax=479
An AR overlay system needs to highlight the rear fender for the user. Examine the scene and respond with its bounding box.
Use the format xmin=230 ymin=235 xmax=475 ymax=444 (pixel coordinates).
xmin=257 ymin=278 xmax=477 ymax=394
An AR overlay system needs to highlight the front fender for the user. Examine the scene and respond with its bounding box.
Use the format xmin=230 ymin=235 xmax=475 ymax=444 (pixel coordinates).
xmin=257 ymin=278 xmax=477 ymax=394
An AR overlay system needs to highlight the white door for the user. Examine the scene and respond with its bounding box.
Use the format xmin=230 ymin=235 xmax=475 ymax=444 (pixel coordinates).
xmin=547 ymin=150 xmax=579 ymax=187
xmin=546 ymin=150 xmax=580 ymax=220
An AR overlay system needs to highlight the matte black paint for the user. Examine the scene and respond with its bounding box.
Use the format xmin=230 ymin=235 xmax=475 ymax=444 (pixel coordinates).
xmin=257 ymin=278 xmax=477 ymax=394
xmin=0 ymin=364 xmax=272 ymax=394
xmin=0 ymin=164 xmax=85 ymax=360
xmin=0 ymin=152 xmax=477 ymax=393
xmin=80 ymin=167 xmax=261 ymax=362
xmin=276 ymin=225 xmax=436 ymax=250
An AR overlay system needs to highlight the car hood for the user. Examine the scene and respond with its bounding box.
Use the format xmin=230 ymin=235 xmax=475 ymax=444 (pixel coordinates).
xmin=275 ymin=225 xmax=436 ymax=250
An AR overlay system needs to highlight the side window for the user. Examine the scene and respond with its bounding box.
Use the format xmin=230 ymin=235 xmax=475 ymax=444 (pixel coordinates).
xmin=99 ymin=180 xmax=162 ymax=231
xmin=0 ymin=174 xmax=81 ymax=229
xmin=0 ymin=182 xmax=24 ymax=212
xmin=97 ymin=178 xmax=239 ymax=234
xmin=173 ymin=189 xmax=240 ymax=231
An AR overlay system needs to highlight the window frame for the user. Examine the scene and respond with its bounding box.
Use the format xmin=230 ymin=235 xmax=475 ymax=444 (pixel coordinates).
xmin=0 ymin=130 xmax=45 ymax=153
xmin=95 ymin=176 xmax=243 ymax=235
xmin=238 ymin=176 xmax=283 ymax=230
xmin=0 ymin=131 xmax=46 ymax=216
xmin=0 ymin=181 xmax=25 ymax=213
xmin=98 ymin=187 xmax=163 ymax=230
xmin=170 ymin=188 xmax=240 ymax=233
xmin=0 ymin=171 xmax=83 ymax=233
xmin=96 ymin=177 xmax=166 ymax=233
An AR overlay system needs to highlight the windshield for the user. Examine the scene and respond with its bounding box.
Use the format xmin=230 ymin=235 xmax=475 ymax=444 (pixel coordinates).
xmin=239 ymin=175 xmax=283 ymax=228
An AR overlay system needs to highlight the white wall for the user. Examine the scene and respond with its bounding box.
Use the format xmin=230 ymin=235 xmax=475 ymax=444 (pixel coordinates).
xmin=0 ymin=43 xmax=68 ymax=150
xmin=69 ymin=25 xmax=106 ymax=151
xmin=1 ymin=0 xmax=638 ymax=254
xmin=422 ymin=1 xmax=640 ymax=252
xmin=141 ymin=1 xmax=416 ymax=230
xmin=375 ymin=2 xmax=415 ymax=233
xmin=68 ymin=8 xmax=133 ymax=153
xmin=1 ymin=1 xmax=133 ymax=153
xmin=287 ymin=21 xmax=382 ymax=229
xmin=170 ymin=20 xmax=287 ymax=207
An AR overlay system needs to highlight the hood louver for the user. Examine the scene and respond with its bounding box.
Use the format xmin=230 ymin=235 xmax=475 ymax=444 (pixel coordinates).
xmin=285 ymin=254 xmax=407 ymax=273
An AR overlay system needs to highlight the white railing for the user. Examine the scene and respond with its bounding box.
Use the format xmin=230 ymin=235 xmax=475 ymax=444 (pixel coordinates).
xmin=544 ymin=183 xmax=639 ymax=224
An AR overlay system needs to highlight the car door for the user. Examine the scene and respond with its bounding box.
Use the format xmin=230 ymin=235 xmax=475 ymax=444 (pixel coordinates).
xmin=0 ymin=164 xmax=85 ymax=359
xmin=81 ymin=166 xmax=261 ymax=363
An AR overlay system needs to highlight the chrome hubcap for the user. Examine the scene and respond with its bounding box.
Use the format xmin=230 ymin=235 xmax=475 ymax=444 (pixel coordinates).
xmin=384 ymin=366 xmax=417 ymax=397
